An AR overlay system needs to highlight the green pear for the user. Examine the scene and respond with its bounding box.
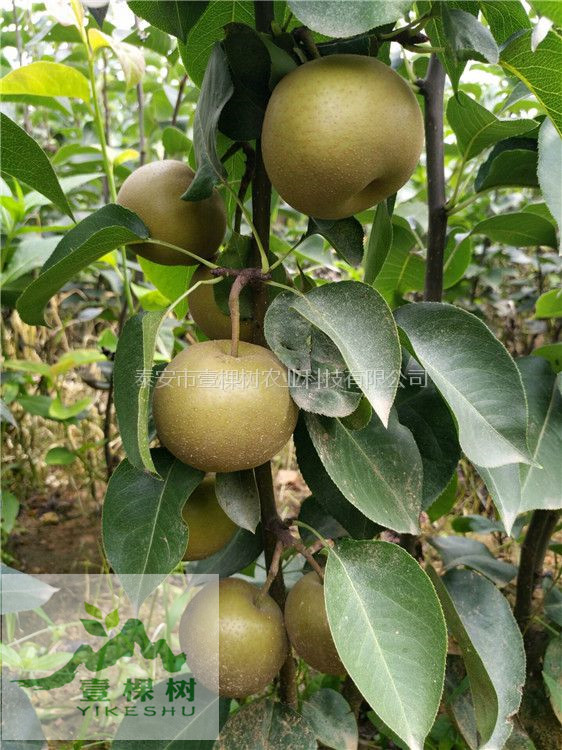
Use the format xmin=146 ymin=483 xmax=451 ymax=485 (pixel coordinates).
xmin=152 ymin=340 xmax=298 ymax=472
xmin=262 ymin=54 xmax=424 ymax=219
xmin=179 ymin=578 xmax=288 ymax=698
xmin=182 ymin=476 xmax=237 ymax=561
xmin=116 ymin=160 xmax=226 ymax=265
xmin=189 ymin=265 xmax=254 ymax=342
xmin=284 ymin=571 xmax=345 ymax=675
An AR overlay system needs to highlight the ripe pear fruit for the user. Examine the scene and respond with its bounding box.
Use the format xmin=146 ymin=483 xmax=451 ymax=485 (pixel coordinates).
xmin=182 ymin=476 xmax=237 ymax=561
xmin=262 ymin=54 xmax=424 ymax=219
xmin=179 ymin=578 xmax=288 ymax=698
xmin=189 ymin=265 xmax=254 ymax=342
xmin=284 ymin=571 xmax=345 ymax=675
xmin=116 ymin=160 xmax=226 ymax=265
xmin=152 ymin=340 xmax=298 ymax=472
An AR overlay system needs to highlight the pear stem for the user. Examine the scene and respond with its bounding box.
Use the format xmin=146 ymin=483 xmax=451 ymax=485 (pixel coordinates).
xmin=228 ymin=274 xmax=248 ymax=358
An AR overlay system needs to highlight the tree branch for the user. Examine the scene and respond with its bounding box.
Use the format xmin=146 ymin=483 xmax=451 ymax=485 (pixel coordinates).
xmin=514 ymin=509 xmax=561 ymax=635
xmin=418 ymin=54 xmax=447 ymax=302
xmin=252 ymin=0 xmax=297 ymax=708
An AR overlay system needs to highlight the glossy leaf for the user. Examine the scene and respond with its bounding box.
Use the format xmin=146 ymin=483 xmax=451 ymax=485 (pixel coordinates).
xmin=114 ymin=311 xmax=165 ymax=474
xmin=216 ymin=698 xmax=317 ymax=749
xmin=478 ymin=357 xmax=562 ymax=535
xmin=307 ymin=216 xmax=364 ymax=267
xmin=447 ymin=92 xmax=537 ymax=161
xmin=500 ymin=29 xmax=562 ymax=137
xmin=180 ymin=1 xmax=254 ymax=88
xmin=0 ymin=61 xmax=90 ymax=101
xmin=373 ymin=219 xmax=424 ymax=305
xmin=293 ymin=415 xmax=380 ymax=540
xmin=16 ymin=204 xmax=149 ymax=326
xmin=395 ymin=303 xmax=531 ymax=468
xmin=288 ymin=1 xmax=413 ymax=37
xmin=305 ymin=410 xmax=422 ymax=534
xmin=479 ymin=0 xmax=531 ymax=45
xmin=396 ymin=380 xmax=461 ymax=508
xmin=215 ymin=470 xmax=260 ymax=533
xmin=443 ymin=235 xmax=472 ymax=289
xmin=0 ymin=564 xmax=58 ymax=614
xmin=429 ymin=536 xmax=517 ymax=586
xmin=301 ymin=689 xmax=358 ymax=750
xmin=427 ymin=473 xmax=458 ymax=523
xmin=102 ymin=449 xmax=204 ymax=609
xmin=45 ymin=446 xmax=77 ymax=465
xmin=290 ymin=281 xmax=401 ymax=427
xmin=536 ymin=289 xmax=562 ymax=318
xmin=475 ymin=138 xmax=539 ymax=192
xmin=538 ymin=118 xmax=562 ymax=246
xmin=532 ymin=342 xmax=562 ymax=373
xmin=0 ymin=113 xmax=74 ymax=219
xmin=473 ymin=212 xmax=557 ymax=249
xmin=364 ymin=201 xmax=393 ymax=285
xmin=530 ymin=0 xmax=562 ymax=25
xmin=442 ymin=7 xmax=499 ymax=64
xmin=325 ymin=540 xmax=447 ymax=750
xmin=138 ymin=257 xmax=194 ymax=320
xmin=182 ymin=43 xmax=232 ymax=201
xmin=127 ymin=0 xmax=208 ymax=42
xmin=430 ymin=568 xmax=525 ymax=749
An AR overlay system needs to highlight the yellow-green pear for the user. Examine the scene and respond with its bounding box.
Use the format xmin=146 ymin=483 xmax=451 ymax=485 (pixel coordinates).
xmin=179 ymin=578 xmax=288 ymax=698
xmin=262 ymin=54 xmax=424 ymax=219
xmin=182 ymin=476 xmax=237 ymax=561
xmin=189 ymin=265 xmax=254 ymax=342
xmin=152 ymin=340 xmax=298 ymax=472
xmin=116 ymin=160 xmax=226 ymax=265
xmin=284 ymin=571 xmax=345 ymax=675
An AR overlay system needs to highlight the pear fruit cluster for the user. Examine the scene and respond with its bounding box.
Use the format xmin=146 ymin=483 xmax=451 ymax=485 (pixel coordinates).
xmin=179 ymin=571 xmax=344 ymax=699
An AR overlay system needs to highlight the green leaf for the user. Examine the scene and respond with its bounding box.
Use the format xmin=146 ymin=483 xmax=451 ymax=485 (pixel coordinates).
xmin=545 ymin=583 xmax=562 ymax=626
xmin=161 ymin=125 xmax=192 ymax=157
xmin=294 ymin=415 xmax=380 ymax=539
xmin=190 ymin=526 xmax=263 ymax=577
xmin=48 ymin=396 xmax=91 ymax=421
xmin=500 ymin=30 xmax=562 ymax=137
xmin=429 ymin=567 xmax=525 ymax=749
xmin=290 ymin=281 xmax=401 ymax=427
xmin=80 ymin=619 xmax=107 ymax=638
xmin=475 ymin=137 xmax=539 ymax=192
xmin=288 ymin=1 xmax=413 ymax=37
xmin=0 ymin=400 xmax=17 ymax=429
xmin=102 ymin=449 xmax=204 ymax=609
xmin=532 ymin=342 xmax=562 ymax=372
xmin=429 ymin=536 xmax=517 ymax=586
xmin=0 ymin=61 xmax=90 ymax=101
xmin=0 ymin=114 xmax=74 ymax=219
xmin=301 ymin=689 xmax=358 ymax=750
xmin=45 ymin=446 xmax=77 ymax=465
xmin=138 ymin=257 xmax=194 ymax=320
xmin=443 ymin=235 xmax=472 ymax=288
xmin=479 ymin=1 xmax=531 ymax=45
xmin=372 ymin=218 xmax=424 ymax=305
xmin=395 ymin=303 xmax=532 ymax=468
xmin=105 ymin=608 xmax=120 ymax=629
xmin=1 ymin=491 xmax=19 ymax=534
xmin=396 ymin=380 xmax=461 ymax=508
xmin=182 ymin=43 xmax=233 ymax=201
xmin=305 ymin=410 xmax=422 ymax=534
xmin=442 ymin=7 xmax=499 ymax=64
xmin=114 ymin=311 xmax=165 ymax=474
xmin=16 ymin=204 xmax=149 ymax=326
xmin=84 ymin=602 xmax=103 ymax=619
xmin=307 ymin=216 xmax=364 ymax=267
xmin=531 ymin=0 xmax=562 ymax=25
xmin=215 ymin=470 xmax=260 ymax=533
xmin=473 ymin=212 xmax=558 ymax=248
xmin=447 ymin=92 xmax=537 ymax=161
xmin=0 ymin=236 xmax=61 ymax=287
xmin=543 ymin=636 xmax=562 ymax=724
xmin=418 ymin=1 xmax=472 ymax=92
xmin=217 ymin=698 xmax=317 ymax=749
xmin=535 ymin=288 xmax=562 ymax=318
xmin=180 ymin=1 xmax=255 ymax=88
xmin=127 ymin=1 xmax=209 ymax=42
xmin=325 ymin=540 xmax=447 ymax=750
xmin=538 ymin=118 xmax=562 ymax=246
xmin=477 ymin=357 xmax=562 ymax=535
xmin=364 ymin=201 xmax=393 ymax=285
xmin=427 ymin=473 xmax=458 ymax=523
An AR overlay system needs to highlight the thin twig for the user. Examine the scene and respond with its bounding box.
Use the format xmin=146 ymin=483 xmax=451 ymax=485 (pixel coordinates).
xmin=171 ymin=74 xmax=188 ymax=128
